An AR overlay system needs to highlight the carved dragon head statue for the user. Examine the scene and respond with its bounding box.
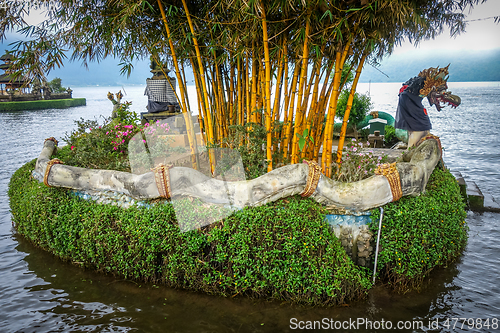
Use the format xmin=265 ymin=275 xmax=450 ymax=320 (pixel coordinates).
xmin=402 ymin=64 xmax=461 ymax=111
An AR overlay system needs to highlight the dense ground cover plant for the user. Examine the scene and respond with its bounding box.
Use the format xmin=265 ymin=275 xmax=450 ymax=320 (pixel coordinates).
xmin=9 ymin=160 xmax=371 ymax=306
xmin=369 ymin=167 xmax=468 ymax=292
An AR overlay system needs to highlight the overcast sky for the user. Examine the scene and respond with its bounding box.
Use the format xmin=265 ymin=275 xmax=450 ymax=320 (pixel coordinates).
xmin=393 ymin=1 xmax=500 ymax=55
xmin=10 ymin=0 xmax=500 ymax=54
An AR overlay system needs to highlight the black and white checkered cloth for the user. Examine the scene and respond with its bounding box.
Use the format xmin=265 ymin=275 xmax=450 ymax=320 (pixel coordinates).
xmin=144 ymin=78 xmax=177 ymax=103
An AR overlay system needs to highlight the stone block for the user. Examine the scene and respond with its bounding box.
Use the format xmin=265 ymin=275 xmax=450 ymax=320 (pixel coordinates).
xmin=451 ymin=170 xmax=467 ymax=201
xmin=174 ymin=117 xmax=185 ymax=128
xmin=196 ymin=133 xmax=205 ymax=146
xmin=466 ymin=181 xmax=484 ymax=210
xmin=368 ymin=134 xmax=384 ymax=148
xmin=158 ymin=134 xmax=189 ymax=148
xmin=484 ymin=194 xmax=500 ymax=213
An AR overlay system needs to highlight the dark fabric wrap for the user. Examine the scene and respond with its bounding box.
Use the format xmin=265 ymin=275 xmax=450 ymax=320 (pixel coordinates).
xmin=395 ymin=90 xmax=431 ymax=131
xmin=147 ymin=101 xmax=176 ymax=113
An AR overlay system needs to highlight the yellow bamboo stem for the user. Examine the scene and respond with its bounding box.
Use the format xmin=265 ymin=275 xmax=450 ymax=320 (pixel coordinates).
xmin=245 ymin=51 xmax=250 ymax=127
xmin=157 ymin=0 xmax=198 ymax=170
xmin=261 ymin=3 xmax=273 ymax=171
xmin=282 ymin=62 xmax=301 ymax=160
xmin=279 ymin=44 xmax=289 ymax=156
xmin=336 ymin=52 xmax=367 ymax=168
xmin=180 ymin=0 xmax=214 ymax=172
xmin=310 ymin=61 xmax=334 ymax=160
xmin=229 ymin=60 xmax=235 ymax=126
xmin=290 ymin=16 xmax=311 ymax=164
xmin=237 ymin=55 xmax=242 ymax=126
xmin=250 ymin=43 xmax=258 ymax=124
xmin=322 ymin=41 xmax=351 ymax=176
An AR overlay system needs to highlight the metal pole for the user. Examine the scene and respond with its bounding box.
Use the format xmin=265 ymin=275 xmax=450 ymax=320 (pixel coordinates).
xmin=373 ymin=207 xmax=384 ymax=284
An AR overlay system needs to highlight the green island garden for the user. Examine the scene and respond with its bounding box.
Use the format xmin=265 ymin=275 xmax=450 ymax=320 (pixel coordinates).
xmin=9 ymin=105 xmax=468 ymax=306
xmin=4 ymin=0 xmax=474 ymax=306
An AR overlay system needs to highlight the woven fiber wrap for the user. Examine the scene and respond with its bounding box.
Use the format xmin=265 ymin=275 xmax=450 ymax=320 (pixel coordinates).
xmin=43 ymin=158 xmax=63 ymax=187
xmin=300 ymin=160 xmax=321 ymax=197
xmin=374 ymin=162 xmax=402 ymax=202
xmin=152 ymin=163 xmax=173 ymax=199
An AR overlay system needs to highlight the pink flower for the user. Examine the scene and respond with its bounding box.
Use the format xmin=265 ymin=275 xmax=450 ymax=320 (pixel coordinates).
xmin=71 ymin=146 xmax=74 ymax=150
xmin=143 ymin=139 xmax=146 ymax=143
xmin=113 ymin=147 xmax=117 ymax=150
xmin=121 ymin=139 xmax=125 ymax=143
xmin=106 ymin=131 xmax=109 ymax=135
xmin=89 ymin=128 xmax=92 ymax=131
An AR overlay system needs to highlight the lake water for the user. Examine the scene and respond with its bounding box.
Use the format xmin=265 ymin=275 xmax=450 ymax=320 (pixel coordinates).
xmin=1 ymin=82 xmax=499 ymax=332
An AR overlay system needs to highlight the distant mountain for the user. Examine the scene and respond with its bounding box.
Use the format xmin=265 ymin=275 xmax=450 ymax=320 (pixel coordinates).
xmin=45 ymin=57 xmax=152 ymax=87
xmin=3 ymin=42 xmax=499 ymax=85
xmin=359 ymin=48 xmax=500 ymax=83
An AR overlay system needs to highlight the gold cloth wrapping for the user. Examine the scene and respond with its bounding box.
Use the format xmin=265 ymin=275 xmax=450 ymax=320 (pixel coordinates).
xmin=152 ymin=163 xmax=173 ymax=199
xmin=300 ymin=160 xmax=321 ymax=197
xmin=43 ymin=158 xmax=63 ymax=187
xmin=374 ymin=162 xmax=402 ymax=202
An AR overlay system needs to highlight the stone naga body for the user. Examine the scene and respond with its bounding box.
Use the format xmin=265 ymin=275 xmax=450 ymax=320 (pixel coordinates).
xmin=34 ymin=137 xmax=442 ymax=213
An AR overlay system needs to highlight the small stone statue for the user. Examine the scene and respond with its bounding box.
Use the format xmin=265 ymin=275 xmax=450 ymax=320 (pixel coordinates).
xmin=107 ymin=90 xmax=123 ymax=118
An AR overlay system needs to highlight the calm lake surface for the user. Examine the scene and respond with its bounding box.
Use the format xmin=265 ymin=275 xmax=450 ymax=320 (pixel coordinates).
xmin=1 ymin=82 xmax=499 ymax=332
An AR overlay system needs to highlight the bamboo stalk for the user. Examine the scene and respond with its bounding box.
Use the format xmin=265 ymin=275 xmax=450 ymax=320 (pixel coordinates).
xmin=245 ymin=50 xmax=250 ymax=127
xmin=229 ymin=59 xmax=235 ymax=126
xmin=237 ymin=55 xmax=242 ymax=126
xmin=261 ymin=2 xmax=273 ymax=171
xmin=180 ymin=0 xmax=215 ymax=172
xmin=290 ymin=16 xmax=311 ymax=164
xmin=335 ymin=52 xmax=367 ymax=168
xmin=322 ymin=42 xmax=351 ymax=176
xmin=282 ymin=62 xmax=300 ymax=160
xmin=310 ymin=61 xmax=334 ymax=160
xmin=279 ymin=43 xmax=289 ymax=156
xmin=157 ymin=0 xmax=198 ymax=170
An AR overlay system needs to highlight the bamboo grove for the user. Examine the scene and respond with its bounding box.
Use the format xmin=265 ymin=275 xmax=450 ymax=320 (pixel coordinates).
xmin=2 ymin=0 xmax=482 ymax=177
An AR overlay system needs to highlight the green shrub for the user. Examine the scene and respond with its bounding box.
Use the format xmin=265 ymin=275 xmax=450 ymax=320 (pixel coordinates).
xmin=335 ymin=89 xmax=372 ymax=131
xmin=9 ymin=159 xmax=371 ymax=306
xmin=48 ymin=77 xmax=67 ymax=93
xmin=369 ymin=167 xmax=468 ymax=291
xmin=383 ymin=125 xmax=398 ymax=146
xmin=59 ymin=102 xmax=143 ymax=172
